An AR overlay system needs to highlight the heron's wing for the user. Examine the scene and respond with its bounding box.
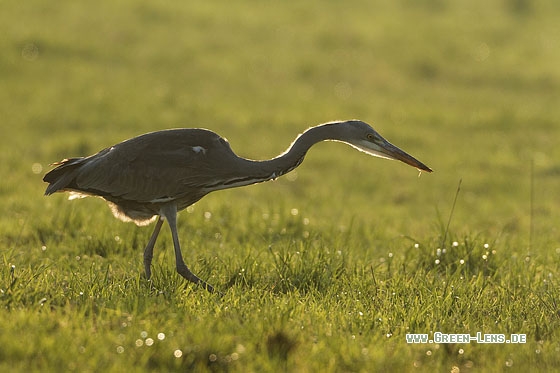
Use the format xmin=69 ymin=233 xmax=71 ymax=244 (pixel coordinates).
xmin=72 ymin=129 xmax=240 ymax=202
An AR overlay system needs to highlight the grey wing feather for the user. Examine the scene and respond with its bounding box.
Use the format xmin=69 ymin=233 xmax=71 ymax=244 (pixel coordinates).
xmin=44 ymin=128 xmax=244 ymax=203
xmin=43 ymin=158 xmax=86 ymax=195
xmin=74 ymin=132 xmax=216 ymax=202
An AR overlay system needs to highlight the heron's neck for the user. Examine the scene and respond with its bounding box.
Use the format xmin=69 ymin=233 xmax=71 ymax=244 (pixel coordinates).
xmin=248 ymin=122 xmax=344 ymax=179
xmin=218 ymin=123 xmax=345 ymax=190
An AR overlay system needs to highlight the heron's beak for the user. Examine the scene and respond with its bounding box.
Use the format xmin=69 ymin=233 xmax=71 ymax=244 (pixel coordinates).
xmin=379 ymin=141 xmax=432 ymax=172
xmin=355 ymin=138 xmax=433 ymax=173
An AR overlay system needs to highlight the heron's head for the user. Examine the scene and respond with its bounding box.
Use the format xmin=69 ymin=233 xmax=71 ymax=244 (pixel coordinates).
xmin=333 ymin=120 xmax=433 ymax=173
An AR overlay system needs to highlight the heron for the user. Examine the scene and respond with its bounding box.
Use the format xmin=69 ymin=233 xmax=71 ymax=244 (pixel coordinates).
xmin=43 ymin=120 xmax=432 ymax=293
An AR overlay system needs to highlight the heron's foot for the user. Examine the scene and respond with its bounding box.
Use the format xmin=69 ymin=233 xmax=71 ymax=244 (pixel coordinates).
xmin=144 ymin=261 xmax=152 ymax=280
xmin=176 ymin=264 xmax=219 ymax=295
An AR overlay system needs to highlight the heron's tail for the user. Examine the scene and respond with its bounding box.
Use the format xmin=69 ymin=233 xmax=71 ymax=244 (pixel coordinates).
xmin=43 ymin=158 xmax=85 ymax=195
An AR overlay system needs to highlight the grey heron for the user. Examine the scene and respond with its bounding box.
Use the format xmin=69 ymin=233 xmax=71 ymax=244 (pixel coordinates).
xmin=43 ymin=120 xmax=432 ymax=293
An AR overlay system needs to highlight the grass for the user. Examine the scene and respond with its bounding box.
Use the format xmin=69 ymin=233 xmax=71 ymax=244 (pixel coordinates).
xmin=1 ymin=0 xmax=560 ymax=371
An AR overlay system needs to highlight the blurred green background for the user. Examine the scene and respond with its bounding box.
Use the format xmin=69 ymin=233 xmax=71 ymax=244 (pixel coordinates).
xmin=2 ymin=0 xmax=559 ymax=243
xmin=1 ymin=0 xmax=559 ymax=371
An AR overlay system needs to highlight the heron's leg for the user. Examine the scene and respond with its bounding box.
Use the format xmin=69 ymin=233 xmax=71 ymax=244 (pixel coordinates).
xmin=143 ymin=216 xmax=164 ymax=279
xmin=160 ymin=204 xmax=216 ymax=293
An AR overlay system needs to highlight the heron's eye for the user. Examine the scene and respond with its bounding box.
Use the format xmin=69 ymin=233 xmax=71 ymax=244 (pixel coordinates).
xmin=366 ymin=133 xmax=376 ymax=141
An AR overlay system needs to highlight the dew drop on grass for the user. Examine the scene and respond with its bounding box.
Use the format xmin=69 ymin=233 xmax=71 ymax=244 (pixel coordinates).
xmin=135 ymin=339 xmax=143 ymax=347
xmin=157 ymin=332 xmax=165 ymax=340
xmin=116 ymin=346 xmax=124 ymax=354
xmin=140 ymin=331 xmax=148 ymax=339
xmin=290 ymin=208 xmax=299 ymax=216
xmin=209 ymin=353 xmax=217 ymax=362
xmin=505 ymin=358 xmax=513 ymax=367
xmin=474 ymin=42 xmax=491 ymax=62
xmin=458 ymin=348 xmax=464 ymax=354
xmin=145 ymin=338 xmax=154 ymax=346
xmin=414 ymin=243 xmax=419 ymax=249
xmin=426 ymin=350 xmax=432 ymax=356
xmin=41 ymin=245 xmax=47 ymax=251
xmin=174 ymin=349 xmax=183 ymax=358
xmin=22 ymin=43 xmax=39 ymax=60
xmin=435 ymin=259 xmax=440 ymax=265
xmin=460 ymin=259 xmax=465 ymax=265
xmin=32 ymin=163 xmax=43 ymax=174
xmin=452 ymin=241 xmax=459 ymax=247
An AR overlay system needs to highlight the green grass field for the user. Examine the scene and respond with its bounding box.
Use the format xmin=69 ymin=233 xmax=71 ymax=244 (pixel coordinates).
xmin=2 ymin=0 xmax=560 ymax=371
